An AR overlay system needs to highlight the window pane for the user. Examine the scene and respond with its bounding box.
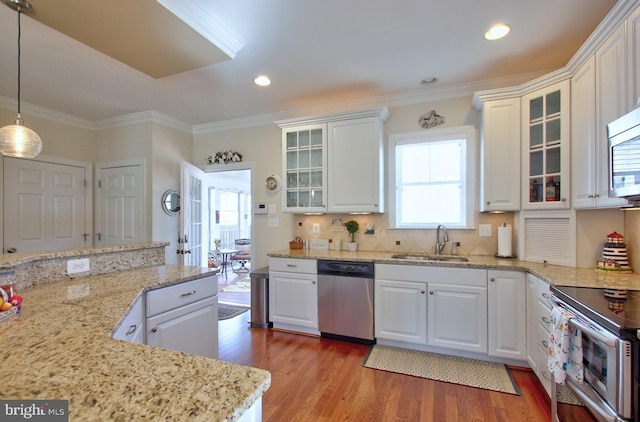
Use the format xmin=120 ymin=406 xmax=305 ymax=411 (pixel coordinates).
xmin=401 ymin=185 xmax=461 ymax=224
xmin=400 ymin=144 xmax=429 ymax=183
xmin=429 ymin=141 xmax=461 ymax=182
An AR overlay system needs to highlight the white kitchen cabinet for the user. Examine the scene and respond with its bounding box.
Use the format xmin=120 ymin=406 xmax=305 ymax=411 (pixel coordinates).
xmin=525 ymin=273 xmax=553 ymax=398
xmin=375 ymin=278 xmax=427 ymax=344
xmin=478 ymin=97 xmax=521 ymax=212
xmin=276 ymin=107 xmax=388 ymax=214
xmin=376 ymin=264 xmax=487 ymax=354
xmin=628 ymin=4 xmax=640 ymax=110
xmin=112 ymin=295 xmax=144 ymax=344
xmin=521 ymin=80 xmax=571 ymax=209
xmin=427 ymin=278 xmax=487 ymax=354
xmin=487 ymin=270 xmax=526 ymax=361
xmin=281 ymin=124 xmax=328 ymax=213
xmin=145 ymin=276 xmax=218 ymax=359
xmin=327 ymin=115 xmax=386 ymax=213
xmin=269 ymin=257 xmax=318 ymax=334
xmin=572 ymin=43 xmax=628 ymax=209
xmin=146 ymin=296 xmax=218 ymax=358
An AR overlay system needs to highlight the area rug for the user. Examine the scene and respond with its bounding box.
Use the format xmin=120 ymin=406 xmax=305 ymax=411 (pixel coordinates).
xmin=222 ymin=278 xmax=251 ymax=293
xmin=218 ymin=304 xmax=249 ymax=320
xmin=362 ymin=345 xmax=520 ymax=395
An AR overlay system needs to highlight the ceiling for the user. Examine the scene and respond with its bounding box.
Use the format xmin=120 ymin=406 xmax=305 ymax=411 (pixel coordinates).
xmin=0 ymin=0 xmax=618 ymax=127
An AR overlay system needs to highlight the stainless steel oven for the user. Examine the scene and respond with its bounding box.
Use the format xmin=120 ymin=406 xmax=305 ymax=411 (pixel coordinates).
xmin=551 ymin=286 xmax=639 ymax=422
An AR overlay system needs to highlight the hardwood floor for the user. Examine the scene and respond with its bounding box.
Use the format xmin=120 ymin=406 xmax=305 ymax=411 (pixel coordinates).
xmin=218 ymin=314 xmax=555 ymax=421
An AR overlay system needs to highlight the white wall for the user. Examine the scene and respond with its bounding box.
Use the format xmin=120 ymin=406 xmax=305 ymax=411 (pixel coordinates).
xmin=152 ymin=124 xmax=192 ymax=264
xmin=194 ymin=124 xmax=289 ymax=270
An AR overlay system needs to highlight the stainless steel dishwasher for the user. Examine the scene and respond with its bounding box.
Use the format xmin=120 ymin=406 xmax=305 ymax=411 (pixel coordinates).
xmin=317 ymin=260 xmax=375 ymax=344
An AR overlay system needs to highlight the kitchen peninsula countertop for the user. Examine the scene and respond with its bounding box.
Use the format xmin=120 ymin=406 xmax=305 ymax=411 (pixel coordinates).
xmin=268 ymin=249 xmax=640 ymax=290
xmin=0 ymin=265 xmax=271 ymax=421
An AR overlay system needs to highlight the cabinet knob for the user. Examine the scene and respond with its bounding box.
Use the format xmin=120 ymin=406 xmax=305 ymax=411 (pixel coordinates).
xmin=151 ymin=328 xmax=158 ymax=333
xmin=429 ymin=290 xmax=434 ymax=295
xmin=490 ymin=277 xmax=495 ymax=282
xmin=541 ymin=340 xmax=549 ymax=348
xmin=420 ymin=290 xmax=425 ymax=294
xmin=180 ymin=290 xmax=196 ymax=297
xmin=312 ymin=281 xmax=316 ymax=284
xmin=541 ymin=316 xmax=550 ymax=324
xmin=125 ymin=325 xmax=137 ymax=336
xmin=561 ymin=197 xmax=566 ymax=202
xmin=486 ymin=201 xmax=490 ymax=205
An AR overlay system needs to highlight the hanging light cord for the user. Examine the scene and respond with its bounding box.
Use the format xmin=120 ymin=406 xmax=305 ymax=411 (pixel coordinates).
xmin=16 ymin=6 xmax=22 ymax=116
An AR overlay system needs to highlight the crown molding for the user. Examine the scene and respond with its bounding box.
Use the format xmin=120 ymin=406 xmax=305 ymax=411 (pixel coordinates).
xmin=156 ymin=0 xmax=244 ymax=59
xmin=0 ymin=96 xmax=95 ymax=130
xmin=93 ymin=110 xmax=192 ymax=133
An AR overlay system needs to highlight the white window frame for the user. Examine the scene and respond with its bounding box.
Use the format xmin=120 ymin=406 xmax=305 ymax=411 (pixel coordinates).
xmin=388 ymin=125 xmax=476 ymax=229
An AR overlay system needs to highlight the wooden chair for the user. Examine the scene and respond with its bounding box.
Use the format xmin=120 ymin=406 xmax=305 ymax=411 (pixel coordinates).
xmin=231 ymin=239 xmax=251 ymax=273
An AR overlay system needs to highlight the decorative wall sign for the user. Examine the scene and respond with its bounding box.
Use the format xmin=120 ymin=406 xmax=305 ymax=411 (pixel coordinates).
xmin=419 ymin=110 xmax=445 ymax=129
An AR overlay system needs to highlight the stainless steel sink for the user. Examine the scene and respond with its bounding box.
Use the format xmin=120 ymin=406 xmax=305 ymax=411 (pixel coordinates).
xmin=391 ymin=254 xmax=469 ymax=262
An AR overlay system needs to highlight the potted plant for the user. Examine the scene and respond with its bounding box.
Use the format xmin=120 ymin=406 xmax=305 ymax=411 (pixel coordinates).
xmin=345 ymin=220 xmax=359 ymax=251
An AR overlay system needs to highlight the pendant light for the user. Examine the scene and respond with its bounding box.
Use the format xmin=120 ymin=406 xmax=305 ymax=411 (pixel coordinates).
xmin=0 ymin=0 xmax=42 ymax=158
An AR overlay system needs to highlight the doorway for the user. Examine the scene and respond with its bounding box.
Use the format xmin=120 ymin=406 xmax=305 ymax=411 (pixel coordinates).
xmin=205 ymin=168 xmax=252 ymax=307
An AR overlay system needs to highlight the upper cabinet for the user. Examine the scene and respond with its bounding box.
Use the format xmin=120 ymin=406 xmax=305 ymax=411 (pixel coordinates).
xmin=478 ymin=98 xmax=521 ymax=212
xmin=282 ymin=124 xmax=328 ymax=213
xmin=628 ymin=5 xmax=640 ymax=110
xmin=276 ymin=107 xmax=389 ymax=214
xmin=572 ymin=26 xmax=629 ymax=209
xmin=327 ymin=117 xmax=385 ymax=213
xmin=521 ymin=80 xmax=571 ymax=210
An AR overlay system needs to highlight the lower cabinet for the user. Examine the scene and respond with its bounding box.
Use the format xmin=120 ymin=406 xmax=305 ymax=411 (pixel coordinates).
xmin=145 ymin=276 xmax=219 ymax=359
xmin=488 ymin=270 xmax=526 ymax=360
xmin=526 ymin=273 xmax=553 ymax=397
xmin=375 ymin=264 xmax=487 ymax=354
xmin=146 ymin=296 xmax=218 ymax=358
xmin=375 ymin=279 xmax=427 ymax=345
xmin=427 ymin=280 xmax=487 ymax=353
xmin=112 ymin=295 xmax=144 ymax=344
xmin=269 ymin=258 xmax=318 ymax=334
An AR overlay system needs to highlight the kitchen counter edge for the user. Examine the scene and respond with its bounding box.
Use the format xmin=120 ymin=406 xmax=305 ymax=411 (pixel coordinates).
xmin=267 ymin=249 xmax=640 ymax=290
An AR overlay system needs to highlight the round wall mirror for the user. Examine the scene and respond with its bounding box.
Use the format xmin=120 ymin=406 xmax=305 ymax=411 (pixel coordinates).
xmin=162 ymin=189 xmax=181 ymax=216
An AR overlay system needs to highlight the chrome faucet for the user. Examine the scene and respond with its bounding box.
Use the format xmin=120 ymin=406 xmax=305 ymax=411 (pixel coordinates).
xmin=435 ymin=224 xmax=449 ymax=255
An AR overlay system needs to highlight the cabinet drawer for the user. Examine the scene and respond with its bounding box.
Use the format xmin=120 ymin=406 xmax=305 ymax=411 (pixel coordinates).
xmin=146 ymin=276 xmax=217 ymax=317
xmin=536 ymin=280 xmax=552 ymax=308
xmin=537 ymin=301 xmax=553 ymax=328
xmin=269 ymin=257 xmax=317 ymax=274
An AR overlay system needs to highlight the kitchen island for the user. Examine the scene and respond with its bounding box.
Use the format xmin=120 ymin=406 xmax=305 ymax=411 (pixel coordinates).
xmin=0 ymin=265 xmax=271 ymax=421
xmin=268 ymin=249 xmax=640 ymax=290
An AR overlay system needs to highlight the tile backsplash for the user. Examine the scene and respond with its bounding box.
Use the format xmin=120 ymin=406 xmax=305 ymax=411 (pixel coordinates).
xmin=294 ymin=212 xmax=515 ymax=256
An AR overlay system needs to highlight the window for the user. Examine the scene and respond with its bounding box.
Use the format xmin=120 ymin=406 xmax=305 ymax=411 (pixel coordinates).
xmin=389 ymin=126 xmax=476 ymax=228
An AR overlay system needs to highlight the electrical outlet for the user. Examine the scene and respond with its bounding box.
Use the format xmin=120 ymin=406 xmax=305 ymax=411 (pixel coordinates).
xmin=478 ymin=224 xmax=492 ymax=237
xmin=67 ymin=258 xmax=90 ymax=274
xmin=312 ymin=223 xmax=320 ymax=233
xmin=67 ymin=283 xmax=90 ymax=299
xmin=268 ymin=218 xmax=279 ymax=228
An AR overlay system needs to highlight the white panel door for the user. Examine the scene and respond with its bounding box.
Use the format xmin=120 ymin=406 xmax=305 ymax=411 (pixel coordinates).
xmin=180 ymin=161 xmax=206 ymax=267
xmin=97 ymin=163 xmax=144 ymax=246
xmin=4 ymin=157 xmax=87 ymax=253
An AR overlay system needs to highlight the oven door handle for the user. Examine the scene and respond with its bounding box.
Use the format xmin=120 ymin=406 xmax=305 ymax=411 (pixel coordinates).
xmin=568 ymin=318 xmax=617 ymax=348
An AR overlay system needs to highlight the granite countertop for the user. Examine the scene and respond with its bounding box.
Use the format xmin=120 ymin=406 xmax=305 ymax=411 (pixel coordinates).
xmin=0 ymin=265 xmax=271 ymax=421
xmin=268 ymin=249 xmax=640 ymax=290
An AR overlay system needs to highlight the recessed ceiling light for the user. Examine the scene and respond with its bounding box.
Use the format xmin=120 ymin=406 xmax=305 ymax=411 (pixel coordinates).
xmin=254 ymin=75 xmax=271 ymax=86
xmin=485 ymin=23 xmax=511 ymax=41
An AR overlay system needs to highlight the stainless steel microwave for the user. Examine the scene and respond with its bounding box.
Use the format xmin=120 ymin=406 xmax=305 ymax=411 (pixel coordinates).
xmin=608 ymin=106 xmax=640 ymax=202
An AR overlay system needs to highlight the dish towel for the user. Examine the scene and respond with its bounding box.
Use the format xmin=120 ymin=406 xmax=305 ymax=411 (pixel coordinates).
xmin=547 ymin=306 xmax=584 ymax=384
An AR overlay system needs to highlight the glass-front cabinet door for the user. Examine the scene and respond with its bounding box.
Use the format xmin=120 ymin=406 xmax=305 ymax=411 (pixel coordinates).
xmin=282 ymin=124 xmax=327 ymax=213
xmin=522 ymin=80 xmax=571 ymax=209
